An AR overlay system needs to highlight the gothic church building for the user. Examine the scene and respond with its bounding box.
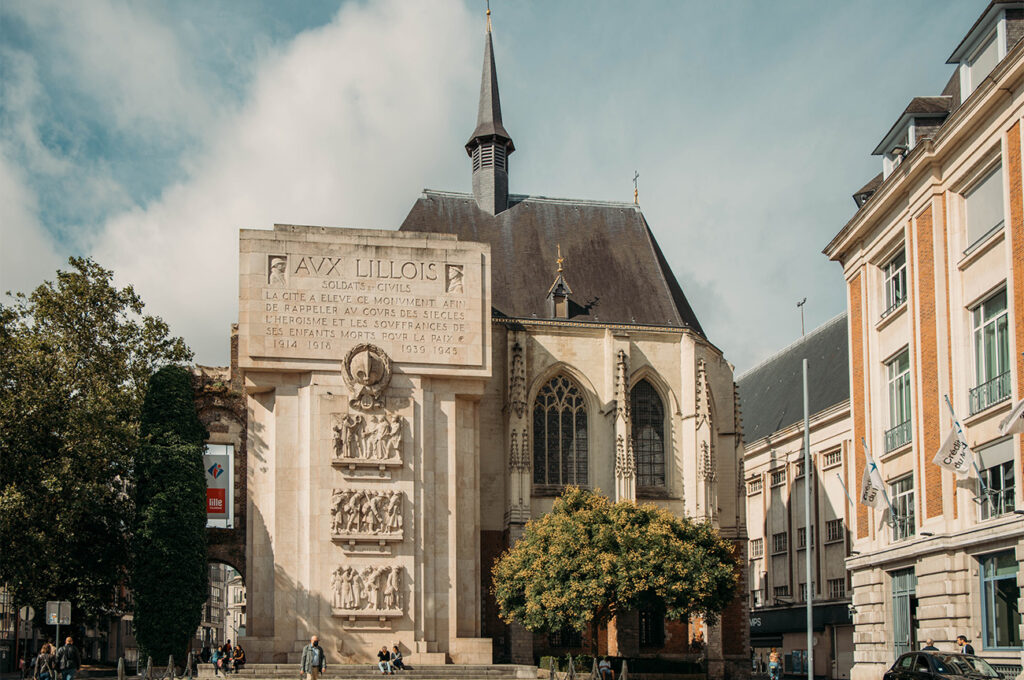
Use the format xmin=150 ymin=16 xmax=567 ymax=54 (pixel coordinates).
xmin=205 ymin=15 xmax=749 ymax=680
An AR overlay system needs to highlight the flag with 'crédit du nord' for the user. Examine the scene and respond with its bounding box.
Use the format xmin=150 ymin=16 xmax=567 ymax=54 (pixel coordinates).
xmin=860 ymin=451 xmax=886 ymax=509
xmin=933 ymin=423 xmax=975 ymax=477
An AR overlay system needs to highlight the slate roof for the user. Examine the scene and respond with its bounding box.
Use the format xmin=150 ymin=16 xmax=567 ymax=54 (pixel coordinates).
xmin=736 ymin=313 xmax=849 ymax=445
xmin=872 ymin=96 xmax=954 ymax=155
xmin=399 ymin=190 xmax=705 ymax=335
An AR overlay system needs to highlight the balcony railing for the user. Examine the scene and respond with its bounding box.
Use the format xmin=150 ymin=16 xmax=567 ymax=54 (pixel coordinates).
xmin=880 ymin=295 xmax=906 ymax=320
xmin=980 ymin=487 xmax=1016 ymax=520
xmin=969 ymin=371 xmax=1011 ymax=415
xmin=884 ymin=420 xmax=912 ymax=453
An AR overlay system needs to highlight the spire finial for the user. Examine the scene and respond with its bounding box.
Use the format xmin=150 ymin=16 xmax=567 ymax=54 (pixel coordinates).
xmin=486 ymin=0 xmax=492 ymax=33
xmin=556 ymin=244 xmax=564 ymax=273
xmin=633 ymin=170 xmax=639 ymax=205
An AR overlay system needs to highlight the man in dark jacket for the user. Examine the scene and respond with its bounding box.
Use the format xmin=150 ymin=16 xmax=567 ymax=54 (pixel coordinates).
xmin=300 ymin=636 xmax=326 ymax=680
xmin=956 ymin=635 xmax=975 ymax=655
xmin=55 ymin=638 xmax=80 ymax=680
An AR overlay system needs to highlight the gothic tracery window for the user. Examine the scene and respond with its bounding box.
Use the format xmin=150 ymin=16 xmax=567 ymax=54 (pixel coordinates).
xmin=533 ymin=375 xmax=588 ymax=488
xmin=631 ymin=379 xmax=666 ymax=487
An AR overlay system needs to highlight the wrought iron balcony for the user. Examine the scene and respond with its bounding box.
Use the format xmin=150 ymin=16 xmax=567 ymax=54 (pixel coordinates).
xmin=969 ymin=371 xmax=1011 ymax=415
xmin=884 ymin=420 xmax=912 ymax=453
xmin=980 ymin=487 xmax=1016 ymax=520
xmin=880 ymin=295 xmax=906 ymax=320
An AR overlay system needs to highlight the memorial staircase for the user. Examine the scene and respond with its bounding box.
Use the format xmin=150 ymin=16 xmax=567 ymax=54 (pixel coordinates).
xmin=197 ymin=665 xmax=536 ymax=680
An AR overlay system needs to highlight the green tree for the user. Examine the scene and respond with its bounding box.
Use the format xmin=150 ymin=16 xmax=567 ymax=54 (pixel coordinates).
xmin=131 ymin=365 xmax=209 ymax=662
xmin=491 ymin=487 xmax=738 ymax=636
xmin=0 ymin=257 xmax=192 ymax=618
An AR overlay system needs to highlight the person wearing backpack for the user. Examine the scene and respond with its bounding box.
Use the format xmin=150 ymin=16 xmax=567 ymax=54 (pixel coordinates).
xmin=56 ymin=637 xmax=81 ymax=680
xmin=34 ymin=644 xmax=57 ymax=680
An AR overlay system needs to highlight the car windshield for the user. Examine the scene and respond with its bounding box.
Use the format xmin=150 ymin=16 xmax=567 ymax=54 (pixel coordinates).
xmin=935 ymin=655 xmax=1000 ymax=678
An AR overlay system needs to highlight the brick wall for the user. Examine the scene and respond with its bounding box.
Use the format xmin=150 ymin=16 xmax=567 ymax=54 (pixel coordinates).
xmin=849 ymin=273 xmax=869 ymax=539
xmin=480 ymin=529 xmax=508 ymax=661
xmin=914 ymin=205 xmax=943 ymax=519
xmin=1008 ymin=122 xmax=1024 ymax=464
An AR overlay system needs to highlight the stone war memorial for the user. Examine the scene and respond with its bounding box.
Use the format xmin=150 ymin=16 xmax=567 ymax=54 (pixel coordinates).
xmin=212 ymin=12 xmax=750 ymax=678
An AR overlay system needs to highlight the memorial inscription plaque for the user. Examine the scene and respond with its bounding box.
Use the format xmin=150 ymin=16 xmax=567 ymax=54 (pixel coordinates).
xmin=239 ymin=226 xmax=489 ymax=370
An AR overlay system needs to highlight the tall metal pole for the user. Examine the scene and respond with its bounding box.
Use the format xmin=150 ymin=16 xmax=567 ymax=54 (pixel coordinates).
xmin=803 ymin=359 xmax=813 ymax=680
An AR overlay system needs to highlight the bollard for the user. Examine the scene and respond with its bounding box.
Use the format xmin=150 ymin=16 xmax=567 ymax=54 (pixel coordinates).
xmin=146 ymin=656 xmax=154 ymax=680
xmin=549 ymin=656 xmax=557 ymax=680
xmin=566 ymin=655 xmax=576 ymax=680
xmin=117 ymin=657 xmax=125 ymax=680
xmin=590 ymin=658 xmax=598 ymax=680
xmin=186 ymin=652 xmax=194 ymax=680
xmin=619 ymin=660 xmax=628 ymax=680
xmin=166 ymin=656 xmax=175 ymax=680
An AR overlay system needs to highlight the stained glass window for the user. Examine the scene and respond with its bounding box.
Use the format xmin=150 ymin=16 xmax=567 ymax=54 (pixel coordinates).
xmin=631 ymin=379 xmax=666 ymax=487
xmin=533 ymin=375 xmax=588 ymax=488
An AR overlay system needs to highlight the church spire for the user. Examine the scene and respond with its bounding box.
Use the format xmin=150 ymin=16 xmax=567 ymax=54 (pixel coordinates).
xmin=466 ymin=6 xmax=514 ymax=215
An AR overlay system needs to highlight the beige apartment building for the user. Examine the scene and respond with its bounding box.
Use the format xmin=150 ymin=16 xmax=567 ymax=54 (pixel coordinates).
xmin=824 ymin=3 xmax=1024 ymax=679
xmin=738 ymin=315 xmax=854 ymax=679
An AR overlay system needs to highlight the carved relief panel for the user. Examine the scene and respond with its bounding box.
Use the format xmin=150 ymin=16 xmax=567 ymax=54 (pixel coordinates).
xmin=330 ymin=488 xmax=404 ymax=551
xmin=331 ymin=412 xmax=405 ymax=477
xmin=331 ymin=564 xmax=404 ymax=621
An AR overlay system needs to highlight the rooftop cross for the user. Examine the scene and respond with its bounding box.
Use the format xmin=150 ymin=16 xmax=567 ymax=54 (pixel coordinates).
xmin=633 ymin=170 xmax=639 ymax=205
xmin=556 ymin=244 xmax=564 ymax=273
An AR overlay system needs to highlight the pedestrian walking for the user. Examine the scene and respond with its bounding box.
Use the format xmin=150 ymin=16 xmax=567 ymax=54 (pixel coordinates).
xmin=956 ymin=635 xmax=975 ymax=655
xmin=300 ymin=636 xmax=326 ymax=680
xmin=56 ymin=637 xmax=80 ymax=680
xmin=389 ymin=646 xmax=405 ymax=672
xmin=34 ymin=644 xmax=57 ymax=680
xmin=768 ymin=648 xmax=781 ymax=680
xmin=922 ymin=639 xmax=938 ymax=651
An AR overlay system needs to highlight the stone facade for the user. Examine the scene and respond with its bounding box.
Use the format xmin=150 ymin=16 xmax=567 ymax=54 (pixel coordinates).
xmin=825 ymin=6 xmax=1024 ymax=678
xmin=223 ymin=223 xmax=747 ymax=675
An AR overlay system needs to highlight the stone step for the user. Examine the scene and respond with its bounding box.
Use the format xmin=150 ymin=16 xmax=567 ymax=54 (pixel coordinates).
xmin=197 ymin=665 xmax=536 ymax=679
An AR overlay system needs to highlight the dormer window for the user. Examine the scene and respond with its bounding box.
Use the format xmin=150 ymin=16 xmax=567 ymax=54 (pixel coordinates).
xmin=949 ymin=4 xmax=1022 ymax=100
xmin=966 ymin=30 xmax=1000 ymax=94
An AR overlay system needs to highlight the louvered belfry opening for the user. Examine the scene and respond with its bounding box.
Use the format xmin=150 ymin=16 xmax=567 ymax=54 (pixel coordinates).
xmin=471 ymin=143 xmax=508 ymax=173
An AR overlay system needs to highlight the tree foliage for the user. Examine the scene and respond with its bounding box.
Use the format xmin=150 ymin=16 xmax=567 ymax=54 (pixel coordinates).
xmin=491 ymin=487 xmax=738 ymax=634
xmin=131 ymin=365 xmax=209 ymax=662
xmin=0 ymin=257 xmax=192 ymax=618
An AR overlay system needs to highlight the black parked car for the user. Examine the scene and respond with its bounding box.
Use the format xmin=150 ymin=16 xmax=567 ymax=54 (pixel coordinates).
xmin=884 ymin=652 xmax=1001 ymax=680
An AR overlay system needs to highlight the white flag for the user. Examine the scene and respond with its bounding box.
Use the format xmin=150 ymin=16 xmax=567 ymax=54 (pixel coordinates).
xmin=998 ymin=398 xmax=1024 ymax=436
xmin=860 ymin=453 xmax=886 ymax=509
xmin=933 ymin=426 xmax=975 ymax=477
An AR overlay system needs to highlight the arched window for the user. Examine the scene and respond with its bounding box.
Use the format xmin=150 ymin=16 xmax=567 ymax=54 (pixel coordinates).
xmin=533 ymin=375 xmax=588 ymax=488
xmin=631 ymin=379 xmax=665 ymax=487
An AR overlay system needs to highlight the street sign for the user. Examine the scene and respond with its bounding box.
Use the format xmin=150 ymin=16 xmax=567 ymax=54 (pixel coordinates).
xmin=45 ymin=601 xmax=70 ymax=626
xmin=18 ymin=606 xmax=34 ymax=621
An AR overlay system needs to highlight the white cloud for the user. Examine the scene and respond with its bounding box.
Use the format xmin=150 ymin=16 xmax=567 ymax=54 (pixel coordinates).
xmin=9 ymin=0 xmax=218 ymax=136
xmin=0 ymin=142 xmax=63 ymax=295
xmin=89 ymin=0 xmax=476 ymax=363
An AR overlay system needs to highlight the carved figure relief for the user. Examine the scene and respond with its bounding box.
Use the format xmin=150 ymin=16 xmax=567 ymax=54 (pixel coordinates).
xmin=332 ymin=414 xmax=403 ymax=461
xmin=509 ymin=341 xmax=526 ymax=418
xmin=445 ymin=264 xmax=464 ymax=293
xmin=330 ymin=489 xmax=403 ymax=537
xmin=268 ymin=255 xmax=287 ymax=286
xmin=342 ymin=344 xmax=392 ymax=411
xmin=332 ymin=565 xmax=403 ymax=614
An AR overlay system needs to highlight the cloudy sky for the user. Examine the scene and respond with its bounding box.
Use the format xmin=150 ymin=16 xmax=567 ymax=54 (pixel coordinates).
xmin=0 ymin=0 xmax=983 ymax=372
